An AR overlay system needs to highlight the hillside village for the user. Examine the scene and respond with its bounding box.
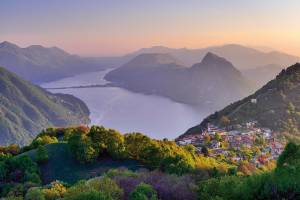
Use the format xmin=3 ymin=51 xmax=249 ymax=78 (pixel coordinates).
xmin=177 ymin=121 xmax=285 ymax=168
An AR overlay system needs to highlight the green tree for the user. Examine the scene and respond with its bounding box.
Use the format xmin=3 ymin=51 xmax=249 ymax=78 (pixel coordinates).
xmin=277 ymin=142 xmax=299 ymax=168
xmin=124 ymin=133 xmax=151 ymax=160
xmin=0 ymin=160 xmax=8 ymax=181
xmin=68 ymin=131 xmax=99 ymax=163
xmin=89 ymin=126 xmax=109 ymax=154
xmin=215 ymin=133 xmax=221 ymax=141
xmin=106 ymin=129 xmax=126 ymax=159
xmin=35 ymin=145 xmax=49 ymax=164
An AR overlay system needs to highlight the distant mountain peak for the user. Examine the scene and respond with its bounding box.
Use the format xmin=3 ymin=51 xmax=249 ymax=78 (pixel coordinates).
xmin=183 ymin=62 xmax=300 ymax=137
xmin=124 ymin=53 xmax=182 ymax=68
xmin=27 ymin=44 xmax=44 ymax=49
xmin=192 ymin=52 xmax=235 ymax=70
xmin=0 ymin=41 xmax=19 ymax=50
xmin=201 ymin=52 xmax=224 ymax=64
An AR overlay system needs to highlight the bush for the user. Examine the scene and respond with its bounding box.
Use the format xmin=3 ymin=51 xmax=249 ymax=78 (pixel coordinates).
xmin=64 ymin=178 xmax=122 ymax=200
xmin=42 ymin=181 xmax=66 ymax=200
xmin=65 ymin=190 xmax=112 ymax=200
xmin=31 ymin=136 xmax=58 ymax=149
xmin=25 ymin=188 xmax=45 ymax=200
xmin=112 ymin=170 xmax=197 ymax=200
xmin=129 ymin=183 xmax=157 ymax=200
xmin=86 ymin=177 xmax=123 ymax=199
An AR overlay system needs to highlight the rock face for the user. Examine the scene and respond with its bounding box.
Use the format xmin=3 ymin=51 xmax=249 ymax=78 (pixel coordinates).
xmin=183 ymin=63 xmax=300 ymax=136
xmin=105 ymin=52 xmax=253 ymax=111
xmin=0 ymin=41 xmax=111 ymax=83
xmin=0 ymin=67 xmax=90 ymax=145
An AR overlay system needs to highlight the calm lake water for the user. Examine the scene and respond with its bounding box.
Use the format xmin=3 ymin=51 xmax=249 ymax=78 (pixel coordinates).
xmin=42 ymin=69 xmax=207 ymax=139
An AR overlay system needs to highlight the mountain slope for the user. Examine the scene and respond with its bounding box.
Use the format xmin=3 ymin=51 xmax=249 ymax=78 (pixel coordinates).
xmin=128 ymin=44 xmax=300 ymax=70
xmin=0 ymin=67 xmax=90 ymax=145
xmin=105 ymin=52 xmax=253 ymax=110
xmin=0 ymin=41 xmax=114 ymax=83
xmin=184 ymin=63 xmax=300 ymax=136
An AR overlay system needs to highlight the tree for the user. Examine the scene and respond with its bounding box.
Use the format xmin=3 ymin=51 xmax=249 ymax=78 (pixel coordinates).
xmin=201 ymin=146 xmax=209 ymax=157
xmin=88 ymin=126 xmax=109 ymax=154
xmin=31 ymin=136 xmax=58 ymax=148
xmin=35 ymin=145 xmax=49 ymax=164
xmin=68 ymin=131 xmax=99 ymax=163
xmin=214 ymin=133 xmax=221 ymax=141
xmin=106 ymin=129 xmax=126 ymax=159
xmin=129 ymin=183 xmax=157 ymax=200
xmin=139 ymin=140 xmax=164 ymax=168
xmin=0 ymin=160 xmax=8 ymax=181
xmin=277 ymin=142 xmax=299 ymax=168
xmin=220 ymin=116 xmax=231 ymax=127
xmin=124 ymin=133 xmax=151 ymax=160
xmin=228 ymin=167 xmax=237 ymax=175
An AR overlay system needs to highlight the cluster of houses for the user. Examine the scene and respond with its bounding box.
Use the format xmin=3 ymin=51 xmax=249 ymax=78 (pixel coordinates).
xmin=177 ymin=121 xmax=285 ymax=166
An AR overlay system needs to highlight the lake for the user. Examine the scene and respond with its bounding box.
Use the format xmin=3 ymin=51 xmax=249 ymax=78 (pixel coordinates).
xmin=42 ymin=69 xmax=208 ymax=140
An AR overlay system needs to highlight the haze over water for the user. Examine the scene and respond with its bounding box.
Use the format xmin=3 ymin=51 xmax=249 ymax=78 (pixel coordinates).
xmin=42 ymin=69 xmax=206 ymax=139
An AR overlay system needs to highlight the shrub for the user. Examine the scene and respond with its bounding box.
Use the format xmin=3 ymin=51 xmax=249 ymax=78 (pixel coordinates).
xmin=86 ymin=177 xmax=123 ymax=199
xmin=112 ymin=170 xmax=197 ymax=200
xmin=129 ymin=183 xmax=157 ymax=200
xmin=25 ymin=188 xmax=45 ymax=200
xmin=65 ymin=190 xmax=112 ymax=200
xmin=64 ymin=178 xmax=122 ymax=200
xmin=31 ymin=136 xmax=58 ymax=148
xmin=42 ymin=181 xmax=66 ymax=200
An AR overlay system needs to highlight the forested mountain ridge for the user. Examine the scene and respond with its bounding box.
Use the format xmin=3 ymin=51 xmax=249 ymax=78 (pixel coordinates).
xmin=184 ymin=63 xmax=300 ymax=136
xmin=105 ymin=52 xmax=254 ymax=111
xmin=0 ymin=41 xmax=114 ymax=83
xmin=0 ymin=67 xmax=90 ymax=145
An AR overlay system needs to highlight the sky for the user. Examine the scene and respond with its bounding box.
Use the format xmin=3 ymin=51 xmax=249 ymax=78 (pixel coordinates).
xmin=1 ymin=0 xmax=300 ymax=56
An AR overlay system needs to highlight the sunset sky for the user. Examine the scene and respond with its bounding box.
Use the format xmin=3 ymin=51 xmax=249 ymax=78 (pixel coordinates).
xmin=1 ymin=0 xmax=300 ymax=56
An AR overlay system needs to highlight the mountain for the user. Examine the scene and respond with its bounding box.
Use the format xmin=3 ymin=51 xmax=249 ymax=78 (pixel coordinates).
xmin=105 ymin=52 xmax=253 ymax=110
xmin=0 ymin=41 xmax=118 ymax=83
xmin=183 ymin=63 xmax=300 ymax=136
xmin=128 ymin=44 xmax=300 ymax=70
xmin=242 ymin=64 xmax=284 ymax=88
xmin=0 ymin=67 xmax=90 ymax=145
xmin=122 ymin=53 xmax=182 ymax=68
